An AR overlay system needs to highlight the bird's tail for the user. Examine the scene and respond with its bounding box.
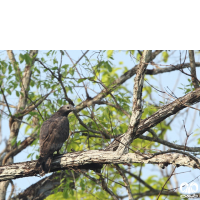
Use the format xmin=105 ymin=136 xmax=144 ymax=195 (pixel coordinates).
xmin=35 ymin=154 xmax=53 ymax=176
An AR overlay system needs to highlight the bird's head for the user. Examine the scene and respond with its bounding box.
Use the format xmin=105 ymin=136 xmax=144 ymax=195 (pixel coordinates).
xmin=58 ymin=104 xmax=76 ymax=116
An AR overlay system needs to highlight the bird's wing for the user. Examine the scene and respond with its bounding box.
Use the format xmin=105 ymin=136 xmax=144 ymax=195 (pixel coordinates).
xmin=39 ymin=116 xmax=69 ymax=156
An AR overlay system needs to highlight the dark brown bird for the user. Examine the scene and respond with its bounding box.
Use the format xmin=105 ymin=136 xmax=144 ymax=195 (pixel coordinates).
xmin=35 ymin=104 xmax=75 ymax=175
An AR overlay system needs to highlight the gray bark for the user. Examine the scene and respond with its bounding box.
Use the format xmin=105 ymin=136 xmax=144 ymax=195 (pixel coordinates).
xmin=0 ymin=150 xmax=199 ymax=182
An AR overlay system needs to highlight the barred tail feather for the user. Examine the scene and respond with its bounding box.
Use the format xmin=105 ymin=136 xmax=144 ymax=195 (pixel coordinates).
xmin=35 ymin=154 xmax=53 ymax=175
xmin=44 ymin=154 xmax=53 ymax=173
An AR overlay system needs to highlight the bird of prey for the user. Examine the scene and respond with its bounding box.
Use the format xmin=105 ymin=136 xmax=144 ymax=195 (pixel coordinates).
xmin=35 ymin=104 xmax=75 ymax=175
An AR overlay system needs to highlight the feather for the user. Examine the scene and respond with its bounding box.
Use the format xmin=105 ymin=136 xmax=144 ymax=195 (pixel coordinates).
xmin=35 ymin=104 xmax=75 ymax=175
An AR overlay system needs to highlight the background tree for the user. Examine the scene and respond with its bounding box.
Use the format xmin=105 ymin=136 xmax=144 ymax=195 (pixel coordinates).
xmin=0 ymin=50 xmax=200 ymax=200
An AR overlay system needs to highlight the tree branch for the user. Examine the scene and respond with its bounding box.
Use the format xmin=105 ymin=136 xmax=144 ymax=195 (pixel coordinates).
xmin=11 ymin=170 xmax=78 ymax=200
xmin=188 ymin=50 xmax=199 ymax=89
xmin=1 ymin=150 xmax=200 ymax=181
xmin=122 ymin=169 xmax=155 ymax=191
xmin=116 ymin=50 xmax=152 ymax=155
xmin=114 ymin=164 xmax=134 ymax=200
xmin=0 ymin=50 xmax=38 ymax=200
xmin=105 ymin=87 xmax=200 ymax=151
xmin=138 ymin=135 xmax=200 ymax=152
xmin=75 ymin=51 xmax=162 ymax=113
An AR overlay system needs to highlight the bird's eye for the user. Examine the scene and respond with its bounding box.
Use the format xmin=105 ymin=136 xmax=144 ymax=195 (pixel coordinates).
xmin=67 ymin=106 xmax=69 ymax=109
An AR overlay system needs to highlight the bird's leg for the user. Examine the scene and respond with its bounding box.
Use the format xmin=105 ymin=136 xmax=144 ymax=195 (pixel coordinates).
xmin=57 ymin=150 xmax=60 ymax=155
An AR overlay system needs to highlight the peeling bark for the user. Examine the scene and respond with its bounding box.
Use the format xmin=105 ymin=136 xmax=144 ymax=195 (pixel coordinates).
xmin=0 ymin=150 xmax=199 ymax=181
xmin=116 ymin=50 xmax=152 ymax=155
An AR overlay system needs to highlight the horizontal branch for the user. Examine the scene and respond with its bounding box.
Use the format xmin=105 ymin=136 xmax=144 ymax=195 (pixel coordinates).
xmin=1 ymin=150 xmax=199 ymax=181
xmin=138 ymin=135 xmax=200 ymax=152
xmin=146 ymin=62 xmax=200 ymax=75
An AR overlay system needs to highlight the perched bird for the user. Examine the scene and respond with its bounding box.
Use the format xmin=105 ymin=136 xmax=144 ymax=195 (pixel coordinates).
xmin=35 ymin=104 xmax=75 ymax=175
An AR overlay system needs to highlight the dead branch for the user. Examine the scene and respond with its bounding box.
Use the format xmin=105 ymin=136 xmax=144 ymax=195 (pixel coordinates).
xmin=116 ymin=50 xmax=152 ymax=155
xmin=1 ymin=150 xmax=200 ymax=182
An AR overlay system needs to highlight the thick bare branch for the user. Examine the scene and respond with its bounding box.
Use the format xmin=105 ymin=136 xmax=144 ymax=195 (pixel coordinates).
xmin=189 ymin=50 xmax=199 ymax=89
xmin=7 ymin=180 xmax=14 ymax=200
xmin=1 ymin=150 xmax=200 ymax=182
xmin=116 ymin=50 xmax=152 ymax=155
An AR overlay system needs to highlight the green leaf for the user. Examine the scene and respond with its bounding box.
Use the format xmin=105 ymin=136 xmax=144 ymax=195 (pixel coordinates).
xmin=19 ymin=54 xmax=24 ymax=63
xmin=69 ymin=68 xmax=75 ymax=76
xmin=107 ymin=50 xmax=114 ymax=58
xmin=77 ymin=78 xmax=87 ymax=83
xmin=20 ymin=92 xmax=24 ymax=97
xmin=104 ymin=61 xmax=112 ymax=72
xmin=80 ymin=179 xmax=85 ymax=191
xmin=136 ymin=52 xmax=141 ymax=61
xmin=57 ymin=99 xmax=62 ymax=105
xmin=17 ymin=140 xmax=21 ymax=147
xmin=16 ymin=90 xmax=20 ymax=97
xmin=24 ymin=53 xmax=32 ymax=65
xmin=53 ymin=58 xmax=58 ymax=64
xmin=1 ymin=61 xmax=7 ymax=74
xmin=30 ymin=80 xmax=35 ymax=87
xmin=162 ymin=51 xmax=169 ymax=63
xmin=11 ymin=137 xmax=17 ymax=146
xmin=8 ymin=65 xmax=12 ymax=74
xmin=62 ymin=64 xmax=69 ymax=69
xmin=63 ymin=188 xmax=69 ymax=198
xmin=6 ymin=88 xmax=11 ymax=95
xmin=52 ymin=67 xmax=58 ymax=70
xmin=27 ymin=153 xmax=32 ymax=158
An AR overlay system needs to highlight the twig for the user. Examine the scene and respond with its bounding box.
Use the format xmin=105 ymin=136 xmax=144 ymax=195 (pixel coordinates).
xmin=122 ymin=169 xmax=155 ymax=192
xmin=114 ymin=164 xmax=134 ymax=200
xmin=0 ymin=85 xmax=12 ymax=117
xmin=7 ymin=180 xmax=14 ymax=200
xmin=156 ymin=167 xmax=176 ymax=200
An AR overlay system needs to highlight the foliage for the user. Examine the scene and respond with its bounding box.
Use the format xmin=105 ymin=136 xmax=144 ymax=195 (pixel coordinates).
xmin=1 ymin=50 xmax=197 ymax=200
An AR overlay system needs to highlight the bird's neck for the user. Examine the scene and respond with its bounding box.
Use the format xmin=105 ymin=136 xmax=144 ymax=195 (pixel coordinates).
xmin=57 ymin=110 xmax=70 ymax=116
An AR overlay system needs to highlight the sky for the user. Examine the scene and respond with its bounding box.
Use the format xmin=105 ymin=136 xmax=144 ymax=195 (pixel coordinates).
xmin=1 ymin=50 xmax=200 ymax=199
